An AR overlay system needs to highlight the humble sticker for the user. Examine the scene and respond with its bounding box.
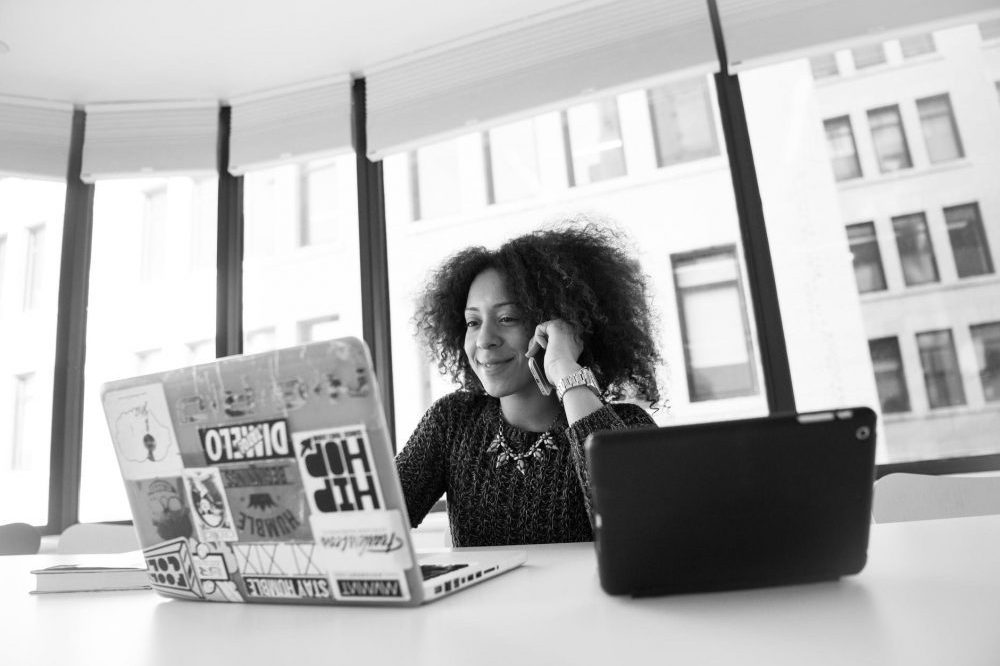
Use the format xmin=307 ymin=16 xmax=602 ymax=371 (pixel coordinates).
xmin=232 ymin=542 xmax=332 ymax=603
xmin=198 ymin=418 xmax=291 ymax=464
xmin=294 ymin=425 xmax=383 ymax=514
xmin=221 ymin=461 xmax=312 ymax=542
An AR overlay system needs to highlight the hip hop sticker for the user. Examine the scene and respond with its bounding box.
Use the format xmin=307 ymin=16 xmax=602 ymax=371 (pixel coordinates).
xmin=293 ymin=425 xmax=384 ymax=515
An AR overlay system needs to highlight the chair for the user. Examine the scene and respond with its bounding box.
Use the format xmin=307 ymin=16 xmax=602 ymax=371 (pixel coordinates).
xmin=0 ymin=522 xmax=42 ymax=555
xmin=57 ymin=522 xmax=140 ymax=554
xmin=872 ymin=472 xmax=1000 ymax=523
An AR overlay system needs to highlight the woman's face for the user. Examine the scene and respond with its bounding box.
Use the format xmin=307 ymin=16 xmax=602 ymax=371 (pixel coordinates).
xmin=463 ymin=268 xmax=535 ymax=398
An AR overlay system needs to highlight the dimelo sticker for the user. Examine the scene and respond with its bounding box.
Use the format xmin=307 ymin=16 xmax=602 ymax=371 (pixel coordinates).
xmin=220 ymin=461 xmax=312 ymax=542
xmin=103 ymin=383 xmax=183 ymax=480
xmin=294 ymin=424 xmax=384 ymax=515
xmin=182 ymin=467 xmax=238 ymax=543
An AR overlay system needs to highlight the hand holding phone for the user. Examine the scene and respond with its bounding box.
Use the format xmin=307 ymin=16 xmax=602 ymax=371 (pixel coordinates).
xmin=527 ymin=347 xmax=553 ymax=396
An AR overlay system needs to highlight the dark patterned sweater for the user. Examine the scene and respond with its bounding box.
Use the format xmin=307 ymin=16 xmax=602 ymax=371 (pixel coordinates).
xmin=395 ymin=391 xmax=655 ymax=547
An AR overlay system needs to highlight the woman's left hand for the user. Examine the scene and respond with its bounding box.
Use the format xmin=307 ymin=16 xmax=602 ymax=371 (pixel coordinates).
xmin=526 ymin=319 xmax=584 ymax=383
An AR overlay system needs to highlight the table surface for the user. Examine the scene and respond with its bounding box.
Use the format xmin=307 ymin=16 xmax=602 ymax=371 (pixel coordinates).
xmin=3 ymin=515 xmax=1000 ymax=666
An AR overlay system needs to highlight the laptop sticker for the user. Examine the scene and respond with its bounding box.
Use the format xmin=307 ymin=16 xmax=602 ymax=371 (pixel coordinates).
xmin=190 ymin=541 xmax=246 ymax=602
xmin=310 ymin=510 xmax=413 ymax=573
xmin=182 ymin=467 xmax=238 ymax=543
xmin=294 ymin=424 xmax=384 ymax=514
xmin=331 ymin=571 xmax=410 ymax=602
xmin=220 ymin=461 xmax=312 ymax=542
xmin=231 ymin=543 xmax=332 ymax=603
xmin=144 ymin=537 xmax=204 ymax=600
xmin=129 ymin=477 xmax=194 ymax=545
xmin=198 ymin=417 xmax=292 ymax=464
xmin=103 ymin=383 xmax=183 ymax=480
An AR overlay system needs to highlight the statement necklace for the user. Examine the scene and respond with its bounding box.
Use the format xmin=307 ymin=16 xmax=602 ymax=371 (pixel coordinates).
xmin=486 ymin=405 xmax=562 ymax=476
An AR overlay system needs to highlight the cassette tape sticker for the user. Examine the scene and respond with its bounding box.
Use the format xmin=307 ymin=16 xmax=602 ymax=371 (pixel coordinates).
xmin=294 ymin=425 xmax=383 ymax=515
xmin=182 ymin=467 xmax=238 ymax=543
xmin=221 ymin=461 xmax=312 ymax=542
xmin=144 ymin=537 xmax=204 ymax=600
xmin=199 ymin=417 xmax=291 ymax=465
xmin=102 ymin=383 xmax=183 ymax=480
xmin=231 ymin=543 xmax=332 ymax=603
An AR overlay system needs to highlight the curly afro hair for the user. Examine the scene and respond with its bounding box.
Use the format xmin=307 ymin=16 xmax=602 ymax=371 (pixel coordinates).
xmin=413 ymin=220 xmax=662 ymax=405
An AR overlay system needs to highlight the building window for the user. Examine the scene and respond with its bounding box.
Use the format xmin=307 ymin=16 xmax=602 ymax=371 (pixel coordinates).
xmin=892 ymin=213 xmax=939 ymax=286
xmin=917 ymin=329 xmax=966 ymax=409
xmin=412 ymin=139 xmax=462 ymax=220
xmin=245 ymin=327 xmax=277 ymax=354
xmin=846 ymin=222 xmax=887 ymax=292
xmin=487 ymin=119 xmax=542 ymax=204
xmin=971 ymin=322 xmax=1000 ymax=402
xmin=299 ymin=158 xmax=339 ymax=246
xmin=647 ymin=78 xmax=720 ymax=167
xmin=298 ymin=315 xmax=341 ymax=343
xmin=852 ymin=43 xmax=887 ymax=70
xmin=979 ymin=18 xmax=1000 ymax=41
xmin=140 ymin=188 xmax=168 ymax=281
xmin=672 ymin=248 xmax=758 ymax=402
xmin=944 ymin=202 xmax=994 ymax=278
xmin=900 ymin=34 xmax=936 ymax=58
xmin=823 ymin=116 xmax=863 ymax=181
xmin=917 ymin=94 xmax=964 ymax=163
xmin=12 ymin=373 xmax=38 ymax=471
xmin=189 ymin=178 xmax=217 ymax=270
xmin=869 ymin=337 xmax=910 ymax=413
xmin=868 ymin=105 xmax=913 ymax=173
xmin=22 ymin=225 xmax=45 ymax=311
xmin=564 ymin=97 xmax=627 ymax=187
xmin=809 ymin=54 xmax=839 ymax=79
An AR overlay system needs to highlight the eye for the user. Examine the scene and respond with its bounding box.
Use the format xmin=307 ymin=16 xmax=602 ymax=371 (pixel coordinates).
xmin=499 ymin=315 xmax=520 ymax=325
xmin=465 ymin=320 xmax=480 ymax=329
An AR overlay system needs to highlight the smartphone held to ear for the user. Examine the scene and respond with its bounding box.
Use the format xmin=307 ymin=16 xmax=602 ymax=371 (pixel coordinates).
xmin=528 ymin=350 xmax=554 ymax=396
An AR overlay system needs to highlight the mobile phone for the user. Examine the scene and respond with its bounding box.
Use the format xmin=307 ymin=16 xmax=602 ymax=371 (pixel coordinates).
xmin=528 ymin=349 xmax=554 ymax=396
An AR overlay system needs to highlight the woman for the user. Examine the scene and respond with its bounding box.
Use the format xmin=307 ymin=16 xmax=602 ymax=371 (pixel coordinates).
xmin=396 ymin=222 xmax=662 ymax=546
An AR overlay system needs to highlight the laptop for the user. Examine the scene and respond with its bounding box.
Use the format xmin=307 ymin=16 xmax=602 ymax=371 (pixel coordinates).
xmin=100 ymin=336 xmax=525 ymax=606
xmin=585 ymin=407 xmax=877 ymax=596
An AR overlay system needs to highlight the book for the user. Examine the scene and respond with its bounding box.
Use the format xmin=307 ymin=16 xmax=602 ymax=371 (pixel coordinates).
xmin=31 ymin=554 xmax=151 ymax=594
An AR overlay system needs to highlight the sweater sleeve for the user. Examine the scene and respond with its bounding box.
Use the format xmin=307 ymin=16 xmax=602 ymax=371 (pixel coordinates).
xmin=563 ymin=402 xmax=655 ymax=519
xmin=394 ymin=395 xmax=454 ymax=529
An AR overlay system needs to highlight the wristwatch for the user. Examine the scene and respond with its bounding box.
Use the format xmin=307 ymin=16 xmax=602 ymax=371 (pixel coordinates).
xmin=555 ymin=366 xmax=602 ymax=403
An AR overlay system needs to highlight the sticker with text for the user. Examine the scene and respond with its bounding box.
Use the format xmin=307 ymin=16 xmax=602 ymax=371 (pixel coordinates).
xmin=310 ymin=510 xmax=413 ymax=573
xmin=294 ymin=425 xmax=383 ymax=514
xmin=231 ymin=542 xmax=331 ymax=603
xmin=220 ymin=461 xmax=312 ymax=542
xmin=103 ymin=383 xmax=183 ymax=480
xmin=144 ymin=537 xmax=204 ymax=600
xmin=182 ymin=467 xmax=238 ymax=543
xmin=332 ymin=571 xmax=410 ymax=602
xmin=198 ymin=417 xmax=292 ymax=464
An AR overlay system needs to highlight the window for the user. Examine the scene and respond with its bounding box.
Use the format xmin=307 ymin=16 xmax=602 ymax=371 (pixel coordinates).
xmin=672 ymin=248 xmax=759 ymax=402
xmin=244 ymin=172 xmax=279 ymax=259
xmin=487 ymin=119 xmax=542 ymax=204
xmin=868 ymin=105 xmax=912 ymax=173
xmin=945 ymin=203 xmax=994 ymax=278
xmin=413 ymin=139 xmax=463 ymax=220
xmin=892 ymin=213 xmax=939 ymax=286
xmin=140 ymin=188 xmax=168 ymax=282
xmin=900 ymin=34 xmax=936 ymax=58
xmin=298 ymin=315 xmax=341 ymax=343
xmin=823 ymin=116 xmax=863 ymax=181
xmin=917 ymin=94 xmax=964 ymax=163
xmin=299 ymin=158 xmax=339 ymax=246
xmin=564 ymin=97 xmax=627 ymax=186
xmin=846 ymin=222 xmax=886 ymax=292
xmin=852 ymin=44 xmax=887 ymax=70
xmin=869 ymin=337 xmax=910 ymax=413
xmin=22 ymin=225 xmax=45 ymax=310
xmin=647 ymin=78 xmax=720 ymax=167
xmin=809 ymin=54 xmax=839 ymax=80
xmin=11 ymin=373 xmax=38 ymax=470
xmin=971 ymin=322 xmax=1000 ymax=402
xmin=979 ymin=18 xmax=1000 ymax=41
xmin=189 ymin=178 xmax=217 ymax=270
xmin=917 ymin=330 xmax=966 ymax=408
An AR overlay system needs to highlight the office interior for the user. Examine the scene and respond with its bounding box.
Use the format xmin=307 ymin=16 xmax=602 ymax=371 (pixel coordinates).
xmin=1 ymin=0 xmax=999 ymax=542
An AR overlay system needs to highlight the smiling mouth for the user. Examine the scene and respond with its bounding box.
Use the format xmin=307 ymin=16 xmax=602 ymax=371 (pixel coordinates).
xmin=479 ymin=359 xmax=513 ymax=369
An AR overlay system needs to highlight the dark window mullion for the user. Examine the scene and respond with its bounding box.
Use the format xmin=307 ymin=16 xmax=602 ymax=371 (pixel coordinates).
xmin=216 ymin=105 xmax=244 ymax=358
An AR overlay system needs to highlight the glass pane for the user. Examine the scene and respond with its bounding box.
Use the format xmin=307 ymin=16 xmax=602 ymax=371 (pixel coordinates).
xmin=810 ymin=54 xmax=839 ymax=79
xmin=917 ymin=94 xmax=963 ymax=163
xmin=971 ymin=322 xmax=1000 ymax=402
xmin=852 ymin=43 xmax=887 ymax=69
xmin=0 ymin=177 xmax=65 ymax=526
xmin=944 ymin=203 xmax=994 ymax=278
xmin=242 ymin=153 xmax=362 ymax=355
xmin=648 ymin=78 xmax=720 ymax=167
xmin=979 ymin=18 xmax=1000 ymax=41
xmin=824 ymin=116 xmax=862 ymax=181
xmin=384 ymin=73 xmax=764 ymax=442
xmin=488 ymin=119 xmax=543 ymax=203
xmin=741 ymin=21 xmax=1000 ymax=463
xmin=900 ymin=34 xmax=936 ymax=58
xmin=80 ymin=176 xmax=218 ymax=522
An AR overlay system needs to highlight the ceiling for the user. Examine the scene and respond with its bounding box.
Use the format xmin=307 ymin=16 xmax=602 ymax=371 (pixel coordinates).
xmin=0 ymin=0 xmax=587 ymax=105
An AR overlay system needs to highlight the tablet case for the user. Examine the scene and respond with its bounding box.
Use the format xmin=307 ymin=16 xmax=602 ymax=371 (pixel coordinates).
xmin=586 ymin=407 xmax=877 ymax=596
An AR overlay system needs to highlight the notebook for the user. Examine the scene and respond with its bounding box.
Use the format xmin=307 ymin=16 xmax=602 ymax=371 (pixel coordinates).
xmin=585 ymin=407 xmax=877 ymax=596
xmin=101 ymin=336 xmax=525 ymax=606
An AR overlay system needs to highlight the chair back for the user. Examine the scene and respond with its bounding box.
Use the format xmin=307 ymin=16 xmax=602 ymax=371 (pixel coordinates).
xmin=0 ymin=522 xmax=41 ymax=555
xmin=872 ymin=472 xmax=1000 ymax=523
xmin=57 ymin=522 xmax=140 ymax=554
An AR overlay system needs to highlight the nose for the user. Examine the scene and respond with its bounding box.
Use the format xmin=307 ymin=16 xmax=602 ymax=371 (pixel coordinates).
xmin=476 ymin=319 xmax=501 ymax=349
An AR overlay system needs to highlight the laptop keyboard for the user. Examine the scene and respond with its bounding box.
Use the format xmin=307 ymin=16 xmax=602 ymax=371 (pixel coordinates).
xmin=420 ymin=563 xmax=468 ymax=581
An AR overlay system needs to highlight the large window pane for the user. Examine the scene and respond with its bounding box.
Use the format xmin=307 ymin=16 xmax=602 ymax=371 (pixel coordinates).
xmin=970 ymin=322 xmax=1000 ymax=402
xmin=648 ymin=78 xmax=720 ymax=167
xmin=741 ymin=21 xmax=1000 ymax=464
xmin=242 ymin=153 xmax=362 ymax=355
xmin=809 ymin=54 xmax=839 ymax=80
xmin=852 ymin=43 xmax=887 ymax=70
xmin=80 ymin=176 xmax=218 ymax=522
xmin=0 ymin=177 xmax=66 ymax=525
xmin=564 ymin=97 xmax=627 ymax=186
xmin=488 ymin=119 xmax=543 ymax=204
xmin=824 ymin=116 xmax=862 ymax=181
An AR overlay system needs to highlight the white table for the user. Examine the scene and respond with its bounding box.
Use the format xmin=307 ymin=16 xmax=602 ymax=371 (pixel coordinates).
xmin=3 ymin=515 xmax=999 ymax=666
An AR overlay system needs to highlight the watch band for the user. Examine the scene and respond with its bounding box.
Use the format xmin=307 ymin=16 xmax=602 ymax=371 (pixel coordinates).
xmin=555 ymin=366 xmax=601 ymax=403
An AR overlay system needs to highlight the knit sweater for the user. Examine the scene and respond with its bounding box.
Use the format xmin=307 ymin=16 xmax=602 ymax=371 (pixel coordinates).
xmin=395 ymin=391 xmax=655 ymax=547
